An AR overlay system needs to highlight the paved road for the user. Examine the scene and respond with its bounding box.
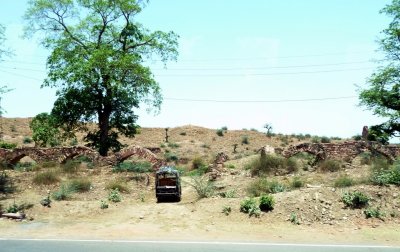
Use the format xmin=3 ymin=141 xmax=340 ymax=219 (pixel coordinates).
xmin=0 ymin=239 xmax=399 ymax=252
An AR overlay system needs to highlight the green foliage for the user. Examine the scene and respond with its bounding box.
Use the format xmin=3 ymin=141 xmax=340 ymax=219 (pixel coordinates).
xmin=23 ymin=137 xmax=33 ymax=144
xmin=334 ymin=175 xmax=355 ymax=188
xmin=318 ymin=159 xmax=342 ymax=172
xmin=320 ymin=136 xmax=331 ymax=143
xmin=341 ymin=191 xmax=370 ymax=209
xmin=259 ymin=194 xmax=275 ymax=212
xmin=290 ymin=176 xmax=305 ymax=189
xmin=14 ymin=162 xmax=38 ymax=172
xmin=0 ymin=141 xmax=17 ymax=149
xmin=112 ymin=161 xmax=152 ymax=173
xmin=30 ymin=113 xmax=61 ymax=147
xmin=33 ymin=170 xmax=60 ymax=185
xmin=248 ymin=154 xmax=299 ymax=176
xmin=364 ymin=207 xmax=385 ymax=219
xmin=24 ymin=0 xmax=178 ymax=156
xmin=100 ymin=200 xmax=109 ymax=209
xmin=52 ymin=184 xmax=74 ymax=201
xmin=6 ymin=202 xmax=33 ymax=213
xmin=311 ymin=136 xmax=320 ymax=143
xmin=370 ymin=162 xmax=400 ymax=186
xmin=179 ymin=132 xmax=187 ymax=136
xmin=290 ymin=212 xmax=300 ymax=225
xmin=241 ymin=135 xmax=249 ymax=145
xmin=108 ymin=188 xmax=122 ymax=203
xmin=357 ymin=2 xmax=400 ymax=143
xmin=192 ymin=157 xmax=206 ymax=170
xmin=68 ymin=178 xmax=91 ymax=193
xmin=216 ymin=129 xmax=224 ymax=137
xmin=221 ymin=126 xmax=228 ymax=131
xmin=222 ymin=206 xmax=232 ymax=216
xmin=164 ymin=152 xmax=179 ymax=162
xmin=188 ymin=176 xmax=215 ymax=198
xmin=240 ymin=198 xmax=261 ymax=217
xmin=168 ymin=142 xmax=180 ymax=148
xmin=69 ymin=138 xmax=78 ymax=146
xmin=352 ymin=134 xmax=362 ymax=141
xmin=0 ymin=171 xmax=14 ymax=194
xmin=219 ymin=189 xmax=237 ymax=198
xmin=247 ymin=178 xmax=286 ymax=197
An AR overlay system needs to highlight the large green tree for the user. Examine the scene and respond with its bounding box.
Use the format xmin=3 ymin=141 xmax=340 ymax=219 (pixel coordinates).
xmin=359 ymin=0 xmax=400 ymax=143
xmin=24 ymin=0 xmax=178 ymax=155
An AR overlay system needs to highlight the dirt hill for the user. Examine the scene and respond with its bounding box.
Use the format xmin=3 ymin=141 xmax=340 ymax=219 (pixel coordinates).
xmin=0 ymin=118 xmax=399 ymax=245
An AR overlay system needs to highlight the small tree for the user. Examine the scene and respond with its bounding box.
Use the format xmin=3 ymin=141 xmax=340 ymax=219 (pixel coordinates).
xmin=30 ymin=113 xmax=61 ymax=147
xmin=264 ymin=123 xmax=273 ymax=136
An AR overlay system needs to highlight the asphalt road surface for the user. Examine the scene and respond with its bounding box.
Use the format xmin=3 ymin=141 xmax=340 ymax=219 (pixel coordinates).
xmin=0 ymin=239 xmax=399 ymax=252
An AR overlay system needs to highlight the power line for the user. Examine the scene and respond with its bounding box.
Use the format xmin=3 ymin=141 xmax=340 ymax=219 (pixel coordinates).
xmin=155 ymin=67 xmax=373 ymax=77
xmin=0 ymin=69 xmax=43 ymax=81
xmin=164 ymin=96 xmax=358 ymax=103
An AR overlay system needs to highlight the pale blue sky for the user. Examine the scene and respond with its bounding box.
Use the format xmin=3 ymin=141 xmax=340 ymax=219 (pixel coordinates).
xmin=0 ymin=0 xmax=394 ymax=139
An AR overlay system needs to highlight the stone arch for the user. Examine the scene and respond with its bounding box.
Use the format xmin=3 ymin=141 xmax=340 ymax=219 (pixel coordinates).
xmin=114 ymin=146 xmax=164 ymax=169
xmin=282 ymin=143 xmax=326 ymax=163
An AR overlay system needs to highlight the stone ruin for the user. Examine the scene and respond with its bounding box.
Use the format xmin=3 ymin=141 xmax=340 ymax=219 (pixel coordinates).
xmin=0 ymin=145 xmax=165 ymax=169
xmin=281 ymin=141 xmax=400 ymax=164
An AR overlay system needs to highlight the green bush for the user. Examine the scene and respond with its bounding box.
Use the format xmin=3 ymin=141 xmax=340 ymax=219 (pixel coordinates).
xmin=216 ymin=129 xmax=224 ymax=137
xmin=290 ymin=212 xmax=300 ymax=225
xmin=320 ymin=136 xmax=331 ymax=143
xmin=192 ymin=157 xmax=206 ymax=170
xmin=290 ymin=176 xmax=305 ymax=189
xmin=68 ymin=178 xmax=91 ymax=193
xmin=100 ymin=200 xmax=109 ymax=209
xmin=52 ymin=184 xmax=74 ymax=201
xmin=168 ymin=142 xmax=180 ymax=148
xmin=334 ymin=175 xmax=355 ymax=188
xmin=0 ymin=141 xmax=17 ymax=149
xmin=164 ymin=152 xmax=179 ymax=162
xmin=14 ymin=162 xmax=38 ymax=172
xmin=112 ymin=161 xmax=152 ymax=173
xmin=364 ymin=207 xmax=384 ymax=219
xmin=259 ymin=194 xmax=275 ymax=212
xmin=240 ymin=198 xmax=261 ymax=217
xmin=219 ymin=189 xmax=237 ymax=198
xmin=241 ymin=135 xmax=249 ymax=145
xmin=318 ymin=159 xmax=342 ymax=172
xmin=248 ymin=154 xmax=299 ymax=176
xmin=311 ymin=136 xmax=320 ymax=143
xmin=188 ymin=176 xmax=215 ymax=198
xmin=221 ymin=126 xmax=228 ymax=131
xmin=0 ymin=171 xmax=14 ymax=194
xmin=370 ymin=167 xmax=400 ymax=186
xmin=23 ymin=137 xmax=33 ymax=144
xmin=222 ymin=206 xmax=232 ymax=216
xmin=108 ymin=188 xmax=122 ymax=203
xmin=33 ymin=170 xmax=60 ymax=185
xmin=6 ymin=202 xmax=33 ymax=213
xmin=341 ymin=191 xmax=369 ymax=209
xmin=247 ymin=178 xmax=286 ymax=196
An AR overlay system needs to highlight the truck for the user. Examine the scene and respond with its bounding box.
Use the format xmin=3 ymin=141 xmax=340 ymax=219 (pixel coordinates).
xmin=155 ymin=166 xmax=181 ymax=202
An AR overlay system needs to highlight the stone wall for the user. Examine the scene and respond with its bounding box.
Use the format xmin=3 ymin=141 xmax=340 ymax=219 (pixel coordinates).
xmin=282 ymin=141 xmax=400 ymax=163
xmin=0 ymin=145 xmax=164 ymax=169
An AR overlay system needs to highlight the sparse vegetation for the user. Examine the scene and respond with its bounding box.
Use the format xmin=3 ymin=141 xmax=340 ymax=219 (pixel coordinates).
xmin=259 ymin=194 xmax=275 ymax=212
xmin=6 ymin=202 xmax=33 ymax=213
xmin=290 ymin=212 xmax=300 ymax=225
xmin=106 ymin=179 xmax=129 ymax=193
xmin=0 ymin=171 xmax=14 ymax=194
xmin=364 ymin=207 xmax=384 ymax=219
xmin=341 ymin=191 xmax=369 ymax=209
xmin=68 ymin=178 xmax=91 ymax=193
xmin=247 ymin=154 xmax=299 ymax=176
xmin=112 ymin=161 xmax=152 ymax=173
xmin=290 ymin=176 xmax=305 ymax=189
xmin=100 ymin=200 xmax=109 ymax=209
xmin=240 ymin=198 xmax=261 ymax=217
xmin=219 ymin=189 xmax=237 ymax=198
xmin=216 ymin=128 xmax=224 ymax=137
xmin=52 ymin=184 xmax=74 ymax=201
xmin=370 ymin=160 xmax=400 ymax=186
xmin=108 ymin=188 xmax=122 ymax=203
xmin=222 ymin=206 xmax=232 ymax=216
xmin=61 ymin=160 xmax=80 ymax=174
xmin=33 ymin=170 xmax=60 ymax=185
xmin=247 ymin=178 xmax=286 ymax=196
xmin=0 ymin=141 xmax=17 ymax=149
xmin=318 ymin=159 xmax=342 ymax=172
xmin=23 ymin=137 xmax=33 ymax=144
xmin=164 ymin=152 xmax=179 ymax=162
xmin=241 ymin=135 xmax=249 ymax=145
xmin=334 ymin=175 xmax=355 ymax=188
xmin=320 ymin=136 xmax=331 ymax=143
xmin=188 ymin=176 xmax=215 ymax=198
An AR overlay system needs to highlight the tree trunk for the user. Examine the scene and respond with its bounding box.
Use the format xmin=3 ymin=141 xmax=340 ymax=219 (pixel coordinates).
xmin=98 ymin=108 xmax=111 ymax=156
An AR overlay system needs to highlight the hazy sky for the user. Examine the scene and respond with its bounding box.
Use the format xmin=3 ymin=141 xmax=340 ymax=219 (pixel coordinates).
xmin=0 ymin=0 xmax=394 ymax=139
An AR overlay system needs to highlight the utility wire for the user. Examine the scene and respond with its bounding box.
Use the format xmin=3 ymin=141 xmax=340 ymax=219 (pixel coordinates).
xmin=165 ymin=96 xmax=358 ymax=103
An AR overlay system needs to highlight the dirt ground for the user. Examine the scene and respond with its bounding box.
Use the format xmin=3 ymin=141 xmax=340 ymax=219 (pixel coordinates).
xmin=0 ymin=118 xmax=400 ymax=245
